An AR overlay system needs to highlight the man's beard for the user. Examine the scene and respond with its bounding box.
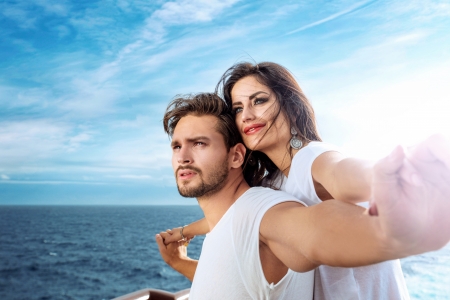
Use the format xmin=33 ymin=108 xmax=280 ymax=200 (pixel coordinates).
xmin=176 ymin=158 xmax=229 ymax=198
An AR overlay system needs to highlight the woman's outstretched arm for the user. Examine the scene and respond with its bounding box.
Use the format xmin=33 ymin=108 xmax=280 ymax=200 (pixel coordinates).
xmin=311 ymin=151 xmax=374 ymax=203
xmin=163 ymin=218 xmax=210 ymax=245
xmin=263 ymin=136 xmax=450 ymax=271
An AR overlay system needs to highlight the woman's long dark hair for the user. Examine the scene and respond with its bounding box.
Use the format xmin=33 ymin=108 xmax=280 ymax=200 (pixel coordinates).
xmin=216 ymin=62 xmax=322 ymax=188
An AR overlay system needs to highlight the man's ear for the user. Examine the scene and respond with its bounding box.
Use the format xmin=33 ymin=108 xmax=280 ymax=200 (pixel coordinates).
xmin=229 ymin=143 xmax=246 ymax=169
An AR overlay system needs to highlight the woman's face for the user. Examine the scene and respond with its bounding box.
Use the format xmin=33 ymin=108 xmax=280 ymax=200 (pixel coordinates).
xmin=230 ymin=75 xmax=291 ymax=152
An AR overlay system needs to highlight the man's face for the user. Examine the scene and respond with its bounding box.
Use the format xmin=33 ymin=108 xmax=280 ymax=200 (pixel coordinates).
xmin=171 ymin=114 xmax=230 ymax=198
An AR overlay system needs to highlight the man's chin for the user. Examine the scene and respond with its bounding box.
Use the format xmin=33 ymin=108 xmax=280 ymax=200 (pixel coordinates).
xmin=177 ymin=184 xmax=203 ymax=198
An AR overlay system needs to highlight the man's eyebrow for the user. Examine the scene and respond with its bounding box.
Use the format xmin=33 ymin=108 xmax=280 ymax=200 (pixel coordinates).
xmin=171 ymin=136 xmax=211 ymax=147
xmin=232 ymin=91 xmax=270 ymax=107
xmin=186 ymin=136 xmax=210 ymax=143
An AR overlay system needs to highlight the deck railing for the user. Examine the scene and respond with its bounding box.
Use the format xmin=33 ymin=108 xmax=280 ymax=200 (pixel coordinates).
xmin=111 ymin=288 xmax=190 ymax=300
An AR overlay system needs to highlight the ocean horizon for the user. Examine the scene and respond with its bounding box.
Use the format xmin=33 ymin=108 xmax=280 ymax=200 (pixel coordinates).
xmin=1 ymin=205 xmax=449 ymax=300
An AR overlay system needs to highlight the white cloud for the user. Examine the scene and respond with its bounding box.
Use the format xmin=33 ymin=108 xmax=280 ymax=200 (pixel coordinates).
xmin=54 ymin=25 xmax=71 ymax=38
xmin=152 ymin=0 xmax=240 ymax=24
xmin=0 ymin=3 xmax=37 ymax=29
xmin=383 ymin=0 xmax=450 ymax=21
xmin=12 ymin=39 xmax=36 ymax=52
xmin=319 ymin=62 xmax=450 ymax=159
xmin=34 ymin=0 xmax=69 ymax=16
xmin=0 ymin=1 xmax=69 ymax=29
xmin=1 ymin=174 xmax=10 ymax=180
xmin=300 ymin=31 xmax=429 ymax=94
xmin=0 ymin=180 xmax=107 ymax=185
xmin=286 ymin=0 xmax=375 ymax=35
xmin=271 ymin=4 xmax=300 ymax=17
xmin=119 ymin=174 xmax=152 ymax=180
xmin=102 ymin=129 xmax=172 ymax=170
xmin=113 ymin=115 xmax=153 ymax=129
xmin=0 ymin=119 xmax=95 ymax=169
xmin=68 ymin=133 xmax=92 ymax=152
xmin=116 ymin=0 xmax=241 ymax=62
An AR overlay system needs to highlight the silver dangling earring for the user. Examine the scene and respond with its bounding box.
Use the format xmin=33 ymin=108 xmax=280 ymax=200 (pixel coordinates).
xmin=290 ymin=127 xmax=303 ymax=150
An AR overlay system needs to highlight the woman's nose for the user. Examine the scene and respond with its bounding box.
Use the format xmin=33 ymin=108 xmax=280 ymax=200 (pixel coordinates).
xmin=241 ymin=107 xmax=255 ymax=123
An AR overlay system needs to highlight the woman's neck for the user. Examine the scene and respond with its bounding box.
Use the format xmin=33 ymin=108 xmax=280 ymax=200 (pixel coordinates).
xmin=263 ymin=145 xmax=299 ymax=177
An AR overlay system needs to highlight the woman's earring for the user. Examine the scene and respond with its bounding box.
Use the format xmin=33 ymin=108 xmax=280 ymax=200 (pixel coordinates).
xmin=290 ymin=127 xmax=303 ymax=150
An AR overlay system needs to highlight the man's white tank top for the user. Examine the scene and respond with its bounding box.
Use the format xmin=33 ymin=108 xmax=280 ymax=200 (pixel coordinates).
xmin=189 ymin=187 xmax=314 ymax=300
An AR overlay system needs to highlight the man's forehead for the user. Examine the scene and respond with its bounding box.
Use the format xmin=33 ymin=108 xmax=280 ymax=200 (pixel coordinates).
xmin=172 ymin=114 xmax=219 ymax=139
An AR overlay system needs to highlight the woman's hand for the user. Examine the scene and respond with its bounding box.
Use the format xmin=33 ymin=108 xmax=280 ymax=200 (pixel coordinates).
xmin=159 ymin=227 xmax=184 ymax=245
xmin=155 ymin=233 xmax=198 ymax=281
xmin=155 ymin=233 xmax=188 ymax=266
xmin=370 ymin=134 xmax=450 ymax=254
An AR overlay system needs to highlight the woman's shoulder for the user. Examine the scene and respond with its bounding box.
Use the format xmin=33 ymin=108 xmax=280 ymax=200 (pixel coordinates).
xmin=303 ymin=141 xmax=340 ymax=152
xmin=293 ymin=142 xmax=340 ymax=161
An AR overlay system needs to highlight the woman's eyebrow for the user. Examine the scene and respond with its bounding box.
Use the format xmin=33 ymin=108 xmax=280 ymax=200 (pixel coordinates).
xmin=249 ymin=91 xmax=269 ymax=100
xmin=233 ymin=91 xmax=270 ymax=107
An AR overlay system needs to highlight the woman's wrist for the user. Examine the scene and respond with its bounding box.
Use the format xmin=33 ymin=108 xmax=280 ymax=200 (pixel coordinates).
xmin=180 ymin=225 xmax=188 ymax=241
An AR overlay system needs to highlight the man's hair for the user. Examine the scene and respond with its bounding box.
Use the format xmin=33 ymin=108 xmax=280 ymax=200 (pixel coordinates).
xmin=163 ymin=93 xmax=243 ymax=151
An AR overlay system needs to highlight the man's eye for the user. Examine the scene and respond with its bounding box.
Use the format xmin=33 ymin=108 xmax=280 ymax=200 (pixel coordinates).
xmin=172 ymin=145 xmax=181 ymax=150
xmin=194 ymin=142 xmax=205 ymax=146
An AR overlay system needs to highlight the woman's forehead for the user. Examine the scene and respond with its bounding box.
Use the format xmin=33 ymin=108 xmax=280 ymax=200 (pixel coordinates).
xmin=231 ymin=76 xmax=272 ymax=101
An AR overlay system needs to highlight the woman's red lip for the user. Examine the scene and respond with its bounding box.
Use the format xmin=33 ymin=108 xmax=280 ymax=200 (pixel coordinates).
xmin=244 ymin=124 xmax=265 ymax=134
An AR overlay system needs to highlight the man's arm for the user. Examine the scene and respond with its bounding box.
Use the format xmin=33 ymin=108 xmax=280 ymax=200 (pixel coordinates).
xmin=261 ymin=135 xmax=450 ymax=272
xmin=260 ymin=200 xmax=385 ymax=272
xmin=155 ymin=234 xmax=198 ymax=281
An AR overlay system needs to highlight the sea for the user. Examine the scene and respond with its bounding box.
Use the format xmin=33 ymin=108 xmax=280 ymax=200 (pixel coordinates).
xmin=0 ymin=206 xmax=449 ymax=300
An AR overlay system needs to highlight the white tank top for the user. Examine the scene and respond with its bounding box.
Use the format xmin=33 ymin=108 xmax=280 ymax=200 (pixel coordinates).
xmin=283 ymin=142 xmax=410 ymax=300
xmin=189 ymin=187 xmax=315 ymax=300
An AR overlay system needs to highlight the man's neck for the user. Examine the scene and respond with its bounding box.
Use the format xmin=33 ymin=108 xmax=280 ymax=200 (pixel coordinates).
xmin=197 ymin=171 xmax=250 ymax=230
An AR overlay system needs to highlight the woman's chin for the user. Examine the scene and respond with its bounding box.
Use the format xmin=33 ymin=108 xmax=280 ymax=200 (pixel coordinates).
xmin=245 ymin=140 xmax=264 ymax=152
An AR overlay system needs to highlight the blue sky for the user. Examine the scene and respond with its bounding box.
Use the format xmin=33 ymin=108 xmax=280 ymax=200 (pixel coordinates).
xmin=1 ymin=0 xmax=449 ymax=205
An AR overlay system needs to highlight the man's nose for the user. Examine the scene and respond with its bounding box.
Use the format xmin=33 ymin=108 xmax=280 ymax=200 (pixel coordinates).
xmin=177 ymin=147 xmax=192 ymax=164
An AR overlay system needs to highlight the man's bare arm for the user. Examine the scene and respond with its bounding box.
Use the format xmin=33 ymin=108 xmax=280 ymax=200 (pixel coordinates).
xmin=260 ymin=200 xmax=388 ymax=272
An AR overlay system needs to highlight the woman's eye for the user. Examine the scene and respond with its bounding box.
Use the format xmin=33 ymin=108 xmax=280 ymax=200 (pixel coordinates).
xmin=233 ymin=107 xmax=243 ymax=115
xmin=254 ymin=98 xmax=268 ymax=105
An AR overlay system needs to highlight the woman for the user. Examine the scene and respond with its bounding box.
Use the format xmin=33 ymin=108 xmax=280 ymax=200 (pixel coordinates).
xmin=161 ymin=62 xmax=409 ymax=299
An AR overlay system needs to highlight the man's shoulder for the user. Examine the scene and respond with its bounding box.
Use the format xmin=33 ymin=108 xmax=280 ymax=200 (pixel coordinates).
xmin=237 ymin=187 xmax=300 ymax=207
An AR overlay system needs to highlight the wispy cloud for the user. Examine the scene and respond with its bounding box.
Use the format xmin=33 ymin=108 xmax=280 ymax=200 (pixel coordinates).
xmin=0 ymin=1 xmax=69 ymax=29
xmin=114 ymin=0 xmax=242 ymax=65
xmin=0 ymin=180 xmax=108 ymax=185
xmin=152 ymin=0 xmax=240 ymax=24
xmin=2 ymin=0 xmax=450 ymax=205
xmin=0 ymin=119 xmax=91 ymax=168
xmin=119 ymin=175 xmax=153 ymax=180
xmin=285 ymin=0 xmax=377 ymax=35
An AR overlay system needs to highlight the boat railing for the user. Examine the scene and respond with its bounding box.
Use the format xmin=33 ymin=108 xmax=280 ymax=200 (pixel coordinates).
xmin=111 ymin=288 xmax=190 ymax=300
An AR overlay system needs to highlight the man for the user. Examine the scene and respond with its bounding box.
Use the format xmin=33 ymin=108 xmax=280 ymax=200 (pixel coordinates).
xmin=156 ymin=93 xmax=450 ymax=299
